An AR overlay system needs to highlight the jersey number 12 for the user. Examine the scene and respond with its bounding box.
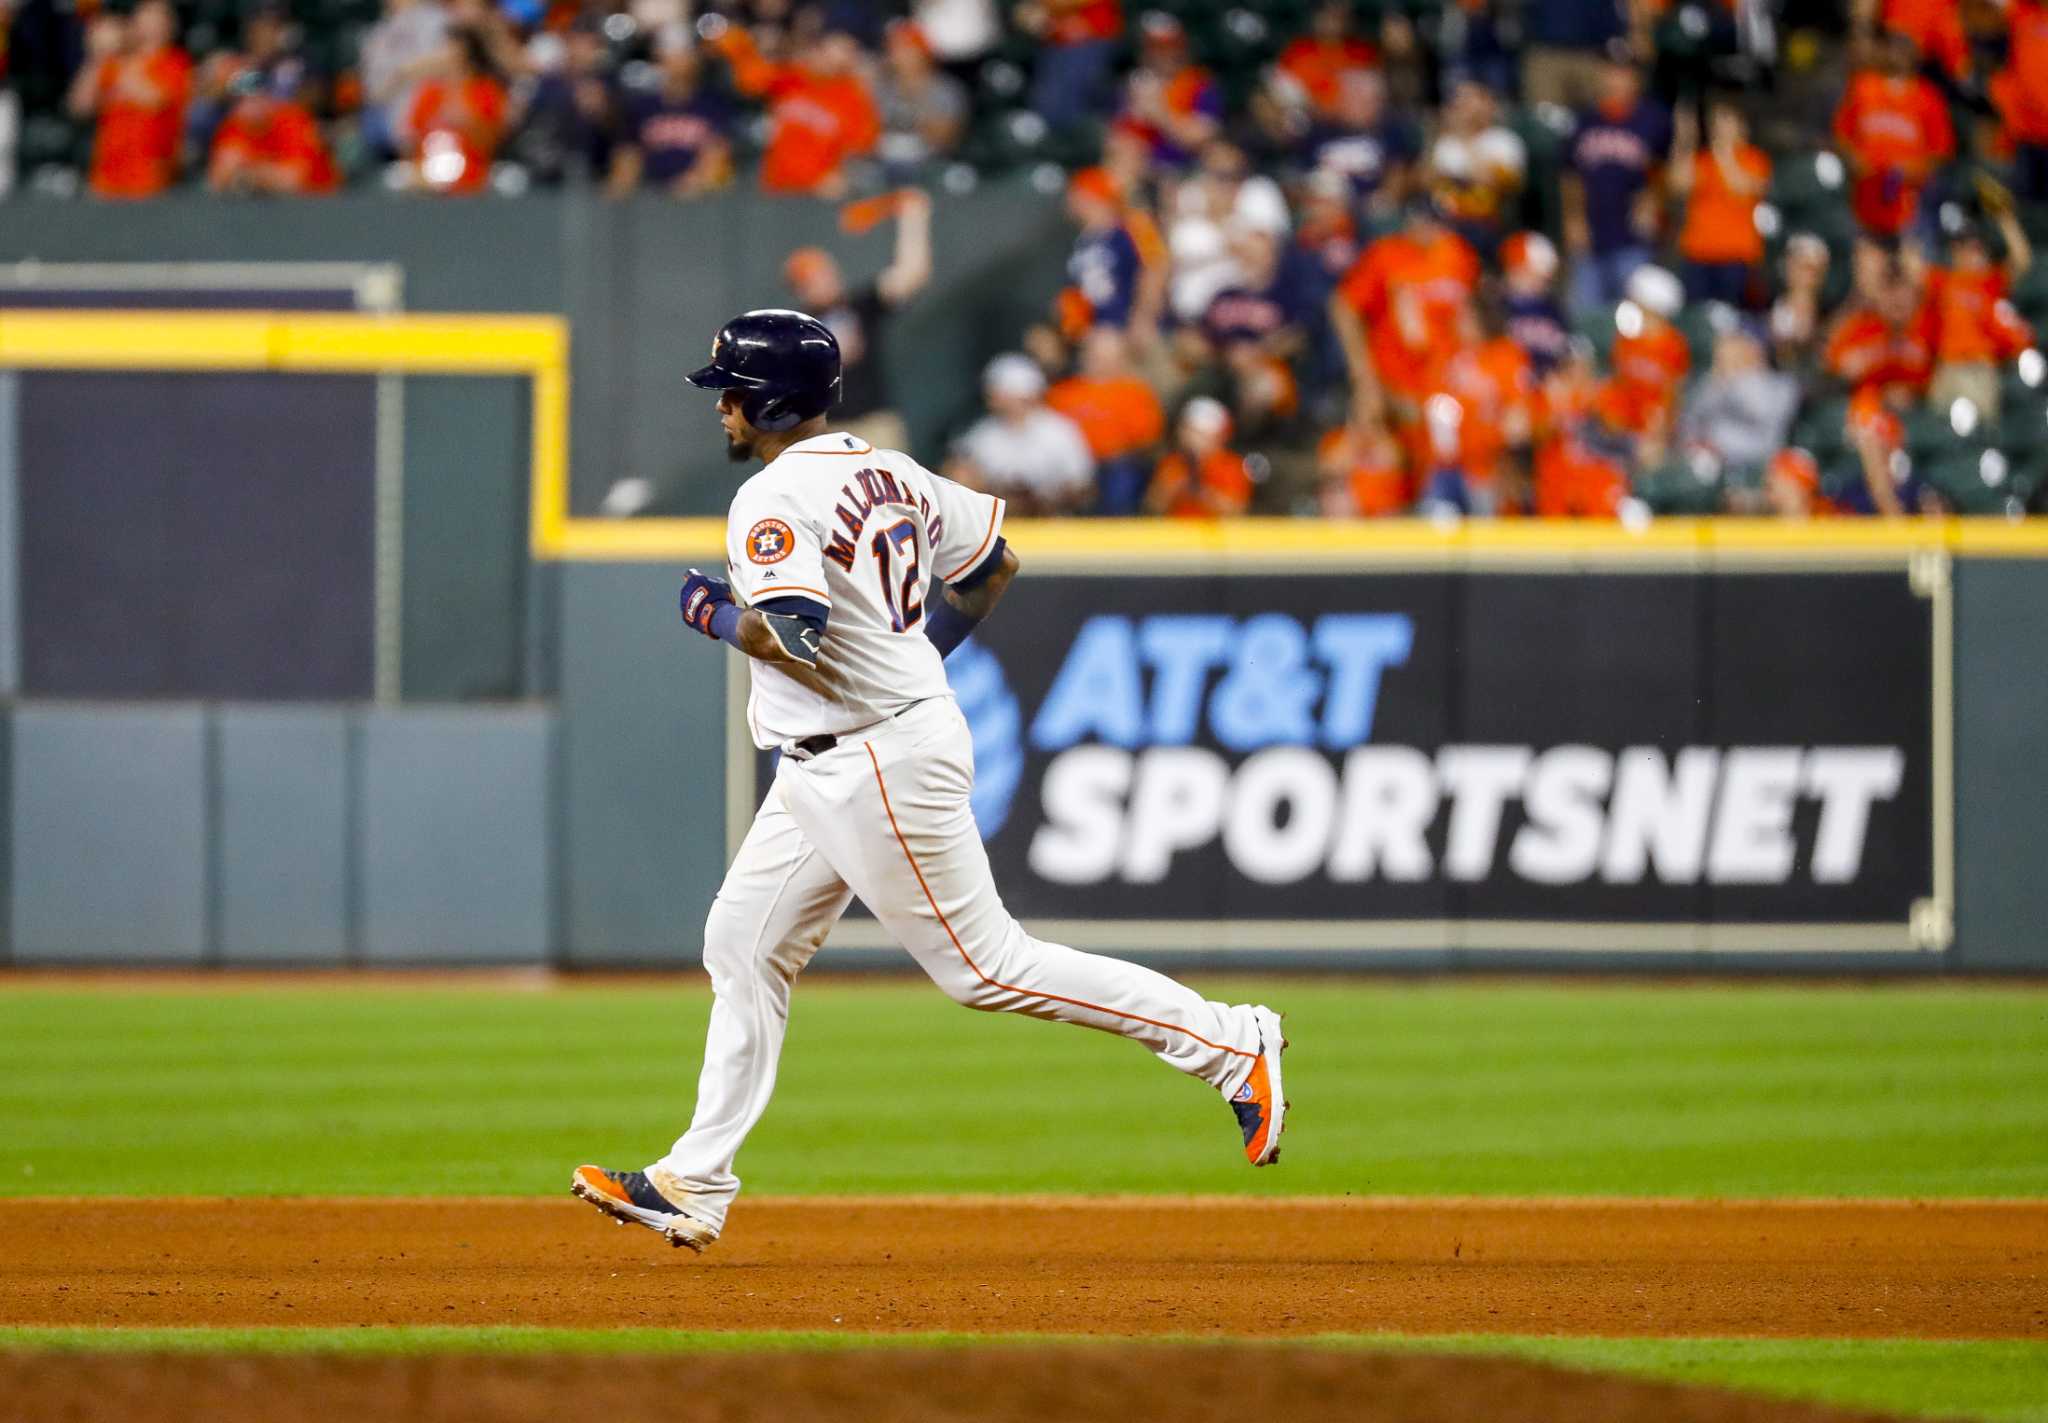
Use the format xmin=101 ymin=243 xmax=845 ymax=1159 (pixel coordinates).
xmin=871 ymin=519 xmax=924 ymax=633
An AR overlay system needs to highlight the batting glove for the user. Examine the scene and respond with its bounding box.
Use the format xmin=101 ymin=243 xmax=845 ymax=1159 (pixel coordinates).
xmin=679 ymin=569 xmax=735 ymax=641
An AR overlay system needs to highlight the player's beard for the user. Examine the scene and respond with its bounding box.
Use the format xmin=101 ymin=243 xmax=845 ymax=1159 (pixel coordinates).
xmin=725 ymin=430 xmax=754 ymax=463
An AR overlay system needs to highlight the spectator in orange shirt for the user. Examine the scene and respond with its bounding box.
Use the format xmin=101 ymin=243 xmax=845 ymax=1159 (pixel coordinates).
xmin=710 ymin=22 xmax=879 ymax=198
xmin=1147 ymin=396 xmax=1254 ymax=518
xmin=1597 ymin=265 xmax=1690 ymax=440
xmin=1115 ymin=13 xmax=1222 ymax=170
xmin=188 ymin=4 xmax=314 ymax=162
xmin=1272 ymin=0 xmax=1379 ymax=119
xmin=1330 ymin=198 xmax=1481 ymax=421
xmin=1761 ymin=447 xmax=1834 ymax=519
xmin=1671 ymin=99 xmax=1771 ymax=307
xmin=1046 ymin=326 xmax=1166 ymax=514
xmin=1858 ymin=0 xmax=1968 ymax=82
xmin=1410 ymin=304 xmax=1535 ymax=513
xmin=1316 ymin=416 xmax=1409 ymax=517
xmin=1994 ymin=0 xmax=2048 ymax=200
xmin=1020 ymin=0 xmax=1122 ymax=131
xmin=1925 ymin=194 xmax=2035 ymax=421
xmin=1533 ymin=340 xmax=1632 ymax=519
xmin=206 ymin=68 xmax=336 ymax=195
xmin=68 ymin=0 xmax=192 ymax=199
xmin=405 ymin=29 xmax=504 ymax=194
xmin=1843 ymin=385 xmax=1937 ymax=516
xmin=1832 ymin=30 xmax=1954 ymax=237
xmin=1823 ymin=268 xmax=1935 ymax=400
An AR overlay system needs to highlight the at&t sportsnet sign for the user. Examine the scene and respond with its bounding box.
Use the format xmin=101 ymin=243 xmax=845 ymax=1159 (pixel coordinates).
xmin=940 ymin=568 xmax=1947 ymax=954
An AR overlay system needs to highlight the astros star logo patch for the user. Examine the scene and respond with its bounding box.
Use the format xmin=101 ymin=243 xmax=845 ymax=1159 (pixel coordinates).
xmin=747 ymin=518 xmax=795 ymax=565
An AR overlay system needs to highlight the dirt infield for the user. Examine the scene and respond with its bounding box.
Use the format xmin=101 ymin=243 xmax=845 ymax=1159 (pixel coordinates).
xmin=3 ymin=1197 xmax=2042 ymax=1339
xmin=0 ymin=1346 xmax=1919 ymax=1423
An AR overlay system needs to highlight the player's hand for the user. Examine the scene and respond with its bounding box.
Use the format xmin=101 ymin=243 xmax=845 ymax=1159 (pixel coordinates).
xmin=679 ymin=568 xmax=734 ymax=641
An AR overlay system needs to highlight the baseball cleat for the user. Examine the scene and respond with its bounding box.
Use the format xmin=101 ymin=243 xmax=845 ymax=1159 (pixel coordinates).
xmin=570 ymin=1165 xmax=718 ymax=1252
xmin=1229 ymin=1007 xmax=1288 ymax=1166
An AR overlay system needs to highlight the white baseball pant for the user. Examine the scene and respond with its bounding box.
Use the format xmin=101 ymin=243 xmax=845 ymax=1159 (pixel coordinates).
xmin=653 ymin=695 xmax=1264 ymax=1231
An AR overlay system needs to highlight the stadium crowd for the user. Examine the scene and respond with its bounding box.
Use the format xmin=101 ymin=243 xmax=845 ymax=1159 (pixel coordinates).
xmin=4 ymin=0 xmax=2047 ymax=518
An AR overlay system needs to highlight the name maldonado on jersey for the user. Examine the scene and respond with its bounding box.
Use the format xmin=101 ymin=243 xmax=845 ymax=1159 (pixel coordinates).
xmin=724 ymin=431 xmax=1004 ymax=749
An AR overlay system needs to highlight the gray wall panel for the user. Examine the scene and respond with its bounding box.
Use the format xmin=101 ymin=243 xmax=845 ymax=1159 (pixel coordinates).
xmin=217 ymin=706 xmax=351 ymax=962
xmin=11 ymin=704 xmax=207 ymax=961
xmin=560 ymin=561 xmax=725 ymax=963
xmin=399 ymin=376 xmax=530 ymax=700
xmin=0 ymin=373 xmax=18 ymax=697
xmin=1951 ymin=560 xmax=2048 ymax=969
xmin=0 ymin=706 xmax=9 ymax=964
xmin=361 ymin=707 xmax=554 ymax=962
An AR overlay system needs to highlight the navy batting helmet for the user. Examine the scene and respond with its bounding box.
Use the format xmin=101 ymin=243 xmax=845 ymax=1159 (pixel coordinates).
xmin=686 ymin=308 xmax=842 ymax=433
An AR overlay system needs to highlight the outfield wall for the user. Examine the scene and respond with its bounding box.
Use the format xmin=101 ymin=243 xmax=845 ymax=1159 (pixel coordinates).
xmin=548 ymin=537 xmax=2048 ymax=974
xmin=7 ymin=536 xmax=2044 ymax=971
xmin=3 ymin=704 xmax=554 ymax=964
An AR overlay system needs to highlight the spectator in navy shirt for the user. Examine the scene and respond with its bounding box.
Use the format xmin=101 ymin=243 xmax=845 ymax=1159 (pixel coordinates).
xmin=1201 ymin=223 xmax=1319 ymax=355
xmin=1521 ymin=0 xmax=1628 ymax=110
xmin=1197 ymin=222 xmax=1320 ymax=445
xmin=511 ymin=20 xmax=619 ymax=186
xmin=1064 ymin=165 xmax=1149 ymax=330
xmin=1561 ymin=53 xmax=1670 ymax=318
xmin=1299 ymin=68 xmax=1415 ymax=221
xmin=606 ymin=27 xmax=730 ymax=197
xmin=1500 ymin=230 xmax=1571 ymax=377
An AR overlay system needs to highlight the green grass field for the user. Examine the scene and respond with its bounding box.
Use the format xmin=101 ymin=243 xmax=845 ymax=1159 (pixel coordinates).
xmin=4 ymin=981 xmax=2044 ymax=1198
xmin=3 ymin=979 xmax=2045 ymax=1421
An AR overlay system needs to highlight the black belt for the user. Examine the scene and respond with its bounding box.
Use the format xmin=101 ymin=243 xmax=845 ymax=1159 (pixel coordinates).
xmin=786 ymin=704 xmax=918 ymax=762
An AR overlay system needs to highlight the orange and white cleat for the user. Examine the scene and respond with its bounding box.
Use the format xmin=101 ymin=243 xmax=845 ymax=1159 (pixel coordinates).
xmin=1229 ymin=1007 xmax=1289 ymax=1166
xmin=570 ymin=1164 xmax=719 ymax=1252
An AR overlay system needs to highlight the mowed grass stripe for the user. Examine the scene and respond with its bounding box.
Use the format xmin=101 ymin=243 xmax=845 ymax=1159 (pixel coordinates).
xmin=2 ymin=1328 xmax=2042 ymax=1423
xmin=2 ymin=983 xmax=2044 ymax=1198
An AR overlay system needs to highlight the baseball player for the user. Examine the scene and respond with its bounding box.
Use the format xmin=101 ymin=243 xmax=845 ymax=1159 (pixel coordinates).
xmin=573 ymin=309 xmax=1287 ymax=1252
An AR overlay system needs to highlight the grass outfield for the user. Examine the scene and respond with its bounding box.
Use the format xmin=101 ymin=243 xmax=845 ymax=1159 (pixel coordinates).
xmin=2 ymin=1329 xmax=2043 ymax=1423
xmin=2 ymin=980 xmax=2044 ymax=1198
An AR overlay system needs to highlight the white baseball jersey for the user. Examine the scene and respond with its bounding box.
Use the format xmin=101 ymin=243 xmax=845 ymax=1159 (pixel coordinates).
xmin=724 ymin=430 xmax=1006 ymax=749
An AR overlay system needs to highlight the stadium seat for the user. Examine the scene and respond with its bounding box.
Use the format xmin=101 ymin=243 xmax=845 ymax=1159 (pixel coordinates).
xmin=1636 ymin=452 xmax=1724 ymax=514
xmin=1572 ymin=307 xmax=1618 ymax=366
xmin=2012 ymin=263 xmax=2048 ymax=326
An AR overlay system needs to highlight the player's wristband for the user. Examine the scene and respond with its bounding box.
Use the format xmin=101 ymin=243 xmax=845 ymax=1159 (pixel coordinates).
xmin=924 ymin=598 xmax=980 ymax=658
xmin=708 ymin=600 xmax=744 ymax=649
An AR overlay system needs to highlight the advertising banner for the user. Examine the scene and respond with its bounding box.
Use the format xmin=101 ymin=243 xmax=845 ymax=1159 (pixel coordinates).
xmin=746 ymin=565 xmax=1947 ymax=954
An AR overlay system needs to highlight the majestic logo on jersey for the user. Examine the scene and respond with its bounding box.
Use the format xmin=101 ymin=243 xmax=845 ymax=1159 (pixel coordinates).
xmin=746 ymin=518 xmax=795 ymax=565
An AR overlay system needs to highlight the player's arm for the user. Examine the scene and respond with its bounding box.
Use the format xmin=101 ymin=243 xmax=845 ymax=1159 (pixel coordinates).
xmin=923 ymin=539 xmax=1018 ymax=658
xmin=681 ymin=569 xmax=827 ymax=668
xmin=731 ymin=599 xmax=826 ymax=667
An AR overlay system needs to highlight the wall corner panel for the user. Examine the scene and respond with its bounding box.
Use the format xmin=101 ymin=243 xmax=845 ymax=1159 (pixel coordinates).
xmin=11 ymin=704 xmax=207 ymax=961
